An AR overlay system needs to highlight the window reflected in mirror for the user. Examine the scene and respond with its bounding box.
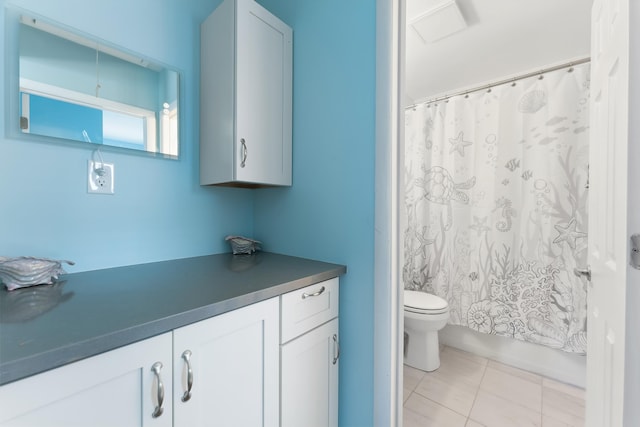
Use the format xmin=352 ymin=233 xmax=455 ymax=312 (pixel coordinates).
xmin=18 ymin=15 xmax=179 ymax=157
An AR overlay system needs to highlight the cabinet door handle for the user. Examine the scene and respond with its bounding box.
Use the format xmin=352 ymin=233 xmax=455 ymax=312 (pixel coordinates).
xmin=240 ymin=138 xmax=247 ymax=168
xmin=332 ymin=334 xmax=340 ymax=365
xmin=151 ymin=362 xmax=165 ymax=418
xmin=302 ymin=286 xmax=325 ymax=299
xmin=181 ymin=350 xmax=194 ymax=402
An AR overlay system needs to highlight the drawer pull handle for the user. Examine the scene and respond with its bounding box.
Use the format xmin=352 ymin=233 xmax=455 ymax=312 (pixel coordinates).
xmin=181 ymin=350 xmax=194 ymax=402
xmin=332 ymin=334 xmax=340 ymax=365
xmin=302 ymin=286 xmax=326 ymax=299
xmin=151 ymin=362 xmax=165 ymax=418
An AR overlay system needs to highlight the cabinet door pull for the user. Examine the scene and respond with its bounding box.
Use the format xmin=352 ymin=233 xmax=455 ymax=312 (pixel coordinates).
xmin=181 ymin=350 xmax=194 ymax=402
xmin=240 ymin=138 xmax=248 ymax=168
xmin=302 ymin=286 xmax=325 ymax=299
xmin=332 ymin=334 xmax=340 ymax=365
xmin=151 ymin=362 xmax=165 ymax=418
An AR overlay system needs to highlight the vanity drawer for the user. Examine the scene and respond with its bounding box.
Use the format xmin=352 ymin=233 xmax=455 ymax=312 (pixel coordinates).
xmin=280 ymin=277 xmax=339 ymax=343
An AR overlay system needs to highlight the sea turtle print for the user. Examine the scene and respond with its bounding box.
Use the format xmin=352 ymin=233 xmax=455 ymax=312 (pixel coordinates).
xmin=415 ymin=166 xmax=476 ymax=230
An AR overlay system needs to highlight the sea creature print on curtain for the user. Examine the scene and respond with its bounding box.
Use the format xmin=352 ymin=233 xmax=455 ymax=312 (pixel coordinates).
xmin=415 ymin=166 xmax=476 ymax=230
xmin=403 ymin=63 xmax=590 ymax=354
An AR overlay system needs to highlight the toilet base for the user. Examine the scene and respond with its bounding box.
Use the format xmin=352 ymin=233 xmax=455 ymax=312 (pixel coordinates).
xmin=404 ymin=329 xmax=441 ymax=372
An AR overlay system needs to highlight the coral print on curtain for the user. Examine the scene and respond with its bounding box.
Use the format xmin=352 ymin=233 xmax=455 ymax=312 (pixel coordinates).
xmin=403 ymin=63 xmax=590 ymax=354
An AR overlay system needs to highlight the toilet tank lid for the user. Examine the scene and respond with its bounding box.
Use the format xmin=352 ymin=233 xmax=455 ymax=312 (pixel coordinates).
xmin=405 ymin=290 xmax=448 ymax=310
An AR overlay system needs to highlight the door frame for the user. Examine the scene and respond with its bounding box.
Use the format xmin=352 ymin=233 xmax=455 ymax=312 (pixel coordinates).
xmin=374 ymin=0 xmax=404 ymax=426
xmin=374 ymin=1 xmax=640 ymax=426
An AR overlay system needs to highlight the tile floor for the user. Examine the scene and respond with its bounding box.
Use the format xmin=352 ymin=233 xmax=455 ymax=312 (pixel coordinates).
xmin=404 ymin=346 xmax=585 ymax=427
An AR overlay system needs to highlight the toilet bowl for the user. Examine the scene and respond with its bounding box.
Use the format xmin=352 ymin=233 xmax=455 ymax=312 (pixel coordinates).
xmin=404 ymin=290 xmax=450 ymax=372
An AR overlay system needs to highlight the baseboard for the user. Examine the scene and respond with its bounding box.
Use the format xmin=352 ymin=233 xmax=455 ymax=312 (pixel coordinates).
xmin=439 ymin=325 xmax=586 ymax=388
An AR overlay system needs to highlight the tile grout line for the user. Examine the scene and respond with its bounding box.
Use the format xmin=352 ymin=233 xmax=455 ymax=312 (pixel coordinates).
xmin=402 ymin=367 xmax=425 ymax=408
xmin=540 ymin=376 xmax=543 ymax=427
xmin=404 ymin=347 xmax=585 ymax=427
xmin=406 ymin=355 xmax=487 ymax=423
xmin=465 ymin=357 xmax=489 ymax=426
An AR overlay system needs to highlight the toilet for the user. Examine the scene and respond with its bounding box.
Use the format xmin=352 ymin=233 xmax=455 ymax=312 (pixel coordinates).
xmin=404 ymin=290 xmax=450 ymax=372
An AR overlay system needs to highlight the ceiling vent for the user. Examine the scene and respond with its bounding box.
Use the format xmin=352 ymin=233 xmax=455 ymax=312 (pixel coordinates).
xmin=409 ymin=0 xmax=467 ymax=44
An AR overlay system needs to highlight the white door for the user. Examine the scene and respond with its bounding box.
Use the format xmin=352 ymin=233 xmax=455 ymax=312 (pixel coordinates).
xmin=172 ymin=298 xmax=279 ymax=427
xmin=0 ymin=333 xmax=173 ymax=427
xmin=586 ymin=1 xmax=630 ymax=426
xmin=281 ymin=319 xmax=339 ymax=427
xmin=235 ymin=0 xmax=292 ymax=186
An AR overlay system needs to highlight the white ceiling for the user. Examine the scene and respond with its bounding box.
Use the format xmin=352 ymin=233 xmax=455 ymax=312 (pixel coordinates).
xmin=405 ymin=0 xmax=593 ymax=106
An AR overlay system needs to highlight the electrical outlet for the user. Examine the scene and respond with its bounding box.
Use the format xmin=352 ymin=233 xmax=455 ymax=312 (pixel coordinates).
xmin=88 ymin=160 xmax=115 ymax=194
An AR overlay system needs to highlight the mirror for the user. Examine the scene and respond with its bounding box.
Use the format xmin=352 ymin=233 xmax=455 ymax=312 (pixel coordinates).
xmin=16 ymin=15 xmax=179 ymax=157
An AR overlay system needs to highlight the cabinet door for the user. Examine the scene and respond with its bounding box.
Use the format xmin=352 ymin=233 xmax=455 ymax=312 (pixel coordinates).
xmin=0 ymin=333 xmax=173 ymax=427
xmin=173 ymin=298 xmax=279 ymax=427
xmin=281 ymin=318 xmax=339 ymax=427
xmin=235 ymin=0 xmax=292 ymax=186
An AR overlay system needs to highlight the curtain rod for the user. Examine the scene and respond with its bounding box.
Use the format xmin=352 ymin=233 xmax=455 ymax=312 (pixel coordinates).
xmin=407 ymin=57 xmax=591 ymax=110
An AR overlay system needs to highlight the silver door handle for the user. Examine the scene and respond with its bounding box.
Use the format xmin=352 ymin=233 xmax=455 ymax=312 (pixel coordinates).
xmin=632 ymin=234 xmax=640 ymax=270
xmin=573 ymin=267 xmax=591 ymax=281
xmin=240 ymin=138 xmax=247 ymax=168
xmin=181 ymin=350 xmax=193 ymax=402
xmin=302 ymin=286 xmax=325 ymax=299
xmin=151 ymin=362 xmax=165 ymax=418
xmin=332 ymin=334 xmax=340 ymax=365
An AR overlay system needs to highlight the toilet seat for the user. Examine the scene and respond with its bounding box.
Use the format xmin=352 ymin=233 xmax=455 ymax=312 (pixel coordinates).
xmin=404 ymin=290 xmax=449 ymax=315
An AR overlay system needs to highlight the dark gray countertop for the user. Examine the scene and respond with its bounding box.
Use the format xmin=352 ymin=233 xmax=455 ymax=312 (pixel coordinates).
xmin=0 ymin=252 xmax=346 ymax=385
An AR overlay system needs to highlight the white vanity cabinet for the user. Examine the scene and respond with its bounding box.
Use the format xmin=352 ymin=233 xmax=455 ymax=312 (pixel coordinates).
xmin=0 ymin=332 xmax=174 ymax=427
xmin=200 ymin=0 xmax=293 ymax=187
xmin=280 ymin=278 xmax=340 ymax=427
xmin=0 ymin=278 xmax=340 ymax=427
xmin=0 ymin=298 xmax=279 ymax=427
xmin=173 ymin=297 xmax=279 ymax=427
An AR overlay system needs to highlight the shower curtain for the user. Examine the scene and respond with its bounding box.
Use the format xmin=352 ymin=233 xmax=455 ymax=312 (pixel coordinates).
xmin=403 ymin=63 xmax=590 ymax=354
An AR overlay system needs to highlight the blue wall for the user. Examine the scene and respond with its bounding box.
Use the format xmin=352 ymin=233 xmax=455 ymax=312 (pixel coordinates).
xmin=1 ymin=0 xmax=377 ymax=424
xmin=254 ymin=1 xmax=376 ymax=425
xmin=0 ymin=0 xmax=254 ymax=272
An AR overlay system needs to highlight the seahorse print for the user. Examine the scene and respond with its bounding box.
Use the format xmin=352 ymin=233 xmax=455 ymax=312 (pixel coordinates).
xmin=493 ymin=197 xmax=517 ymax=232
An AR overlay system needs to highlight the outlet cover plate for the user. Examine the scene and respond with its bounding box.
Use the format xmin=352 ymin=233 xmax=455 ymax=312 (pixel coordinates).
xmin=88 ymin=160 xmax=115 ymax=194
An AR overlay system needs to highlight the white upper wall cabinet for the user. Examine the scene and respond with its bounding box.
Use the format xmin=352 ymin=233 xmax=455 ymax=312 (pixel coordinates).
xmin=200 ymin=0 xmax=293 ymax=187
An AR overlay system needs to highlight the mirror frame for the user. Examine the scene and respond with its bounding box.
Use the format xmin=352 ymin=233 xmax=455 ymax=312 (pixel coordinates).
xmin=4 ymin=6 xmax=182 ymax=160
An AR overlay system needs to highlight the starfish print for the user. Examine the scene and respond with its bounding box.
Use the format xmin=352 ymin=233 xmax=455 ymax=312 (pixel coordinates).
xmin=449 ymin=131 xmax=473 ymax=156
xmin=553 ymin=218 xmax=587 ymax=249
xmin=415 ymin=226 xmax=435 ymax=259
xmin=469 ymin=216 xmax=491 ymax=237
